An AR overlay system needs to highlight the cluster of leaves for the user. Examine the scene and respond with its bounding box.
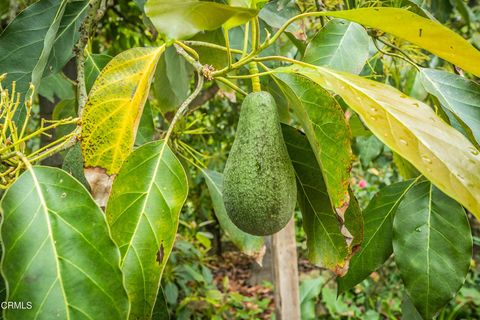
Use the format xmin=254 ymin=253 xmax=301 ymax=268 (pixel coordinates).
xmin=0 ymin=0 xmax=480 ymax=319
xmin=300 ymin=254 xmax=480 ymax=319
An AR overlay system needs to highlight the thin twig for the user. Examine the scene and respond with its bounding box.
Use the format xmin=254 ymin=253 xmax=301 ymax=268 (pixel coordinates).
xmin=174 ymin=43 xmax=203 ymax=71
xmin=242 ymin=21 xmax=250 ymax=58
xmin=163 ymin=72 xmax=204 ymax=143
xmin=215 ymin=77 xmax=248 ymax=96
xmin=374 ymin=37 xmax=422 ymax=68
xmin=226 ymin=71 xmax=275 ymax=79
xmin=253 ymin=55 xmax=313 ymax=68
xmin=372 ymin=37 xmax=420 ymax=70
xmin=182 ymin=41 xmax=244 ymax=55
xmin=174 ymin=41 xmax=200 ymax=60
xmin=224 ymin=28 xmax=233 ymax=69
xmin=27 ymin=127 xmax=81 ymax=163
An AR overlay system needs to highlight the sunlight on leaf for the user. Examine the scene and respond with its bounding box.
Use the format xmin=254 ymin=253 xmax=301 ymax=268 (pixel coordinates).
xmin=145 ymin=0 xmax=258 ymax=40
xmin=326 ymin=8 xmax=480 ymax=76
xmin=276 ymin=65 xmax=480 ymax=220
xmin=81 ymin=46 xmax=165 ymax=175
xmin=419 ymin=68 xmax=480 ymax=145
xmin=303 ymin=19 xmax=369 ymax=74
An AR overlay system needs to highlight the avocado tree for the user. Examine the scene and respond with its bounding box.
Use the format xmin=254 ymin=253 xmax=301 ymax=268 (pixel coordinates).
xmin=0 ymin=0 xmax=479 ymax=319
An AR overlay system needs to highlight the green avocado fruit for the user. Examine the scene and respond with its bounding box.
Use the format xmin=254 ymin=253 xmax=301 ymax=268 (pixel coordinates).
xmin=223 ymin=91 xmax=297 ymax=236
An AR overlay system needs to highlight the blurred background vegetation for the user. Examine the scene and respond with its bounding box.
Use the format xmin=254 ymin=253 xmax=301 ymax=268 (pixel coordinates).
xmin=1 ymin=0 xmax=479 ymax=318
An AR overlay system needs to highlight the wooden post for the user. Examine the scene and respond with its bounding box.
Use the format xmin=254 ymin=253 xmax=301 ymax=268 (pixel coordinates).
xmin=272 ymin=218 xmax=301 ymax=320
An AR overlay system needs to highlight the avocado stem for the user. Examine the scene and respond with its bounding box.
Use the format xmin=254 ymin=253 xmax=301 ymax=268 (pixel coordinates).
xmin=249 ymin=62 xmax=261 ymax=92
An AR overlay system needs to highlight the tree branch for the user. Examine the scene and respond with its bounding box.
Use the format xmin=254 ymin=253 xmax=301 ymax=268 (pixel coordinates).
xmin=75 ymin=0 xmax=105 ymax=117
xmin=163 ymin=72 xmax=205 ymax=143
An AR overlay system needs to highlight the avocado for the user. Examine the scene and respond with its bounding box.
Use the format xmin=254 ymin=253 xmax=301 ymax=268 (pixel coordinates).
xmin=223 ymin=92 xmax=297 ymax=236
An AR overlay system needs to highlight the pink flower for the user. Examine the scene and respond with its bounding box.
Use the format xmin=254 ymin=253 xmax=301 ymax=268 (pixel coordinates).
xmin=358 ymin=179 xmax=367 ymax=189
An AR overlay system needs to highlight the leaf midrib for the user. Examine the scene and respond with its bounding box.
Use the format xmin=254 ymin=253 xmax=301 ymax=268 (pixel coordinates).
xmin=354 ymin=178 xmax=420 ymax=264
xmin=30 ymin=169 xmax=71 ymax=320
xmin=120 ymin=141 xmax=171 ymax=318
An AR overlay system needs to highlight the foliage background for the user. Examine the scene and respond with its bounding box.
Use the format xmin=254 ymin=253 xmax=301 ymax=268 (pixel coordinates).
xmin=1 ymin=0 xmax=480 ymax=319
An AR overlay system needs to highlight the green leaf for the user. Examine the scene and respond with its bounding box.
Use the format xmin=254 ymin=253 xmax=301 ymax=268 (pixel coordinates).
xmin=52 ymin=99 xmax=77 ymax=139
xmin=277 ymin=65 xmax=480 ymax=220
xmin=144 ymin=0 xmax=258 ymax=40
xmin=403 ymin=69 xmax=428 ymax=102
xmin=45 ymin=0 xmax=90 ymax=76
xmin=355 ymin=135 xmax=383 ymax=167
xmin=303 ymin=19 xmax=369 ymax=74
xmin=393 ymin=181 xmax=472 ymax=319
xmin=337 ymin=179 xmax=418 ymax=294
xmin=106 ymin=140 xmax=188 ymax=320
xmin=274 ymin=73 xmax=352 ymax=212
xmin=0 ymin=166 xmax=129 ymax=319
xmin=264 ymin=75 xmax=291 ymax=123
xmin=189 ymin=29 xmax=228 ymax=70
xmin=344 ymin=189 xmax=364 ymax=251
xmin=0 ymin=0 xmax=64 ymax=121
xmin=401 ymin=295 xmax=423 ymax=320
xmin=82 ymin=46 xmax=165 ymax=175
xmin=454 ymin=0 xmax=473 ymax=26
xmin=393 ymin=152 xmax=420 ymax=180
xmin=398 ymin=0 xmax=432 ymax=19
xmin=62 ymin=144 xmax=90 ymax=191
xmin=322 ymin=286 xmax=352 ymax=315
xmin=282 ymin=125 xmax=362 ymax=275
xmin=38 ymin=73 xmax=75 ymax=103
xmin=202 ymin=170 xmax=264 ymax=257
xmin=163 ymin=282 xmax=178 ymax=305
xmin=84 ymin=52 xmax=112 ymax=94
xmin=299 ymin=277 xmax=323 ymax=320
xmin=152 ymin=286 xmax=170 ymax=320
xmin=153 ymin=46 xmax=194 ymax=115
xmin=258 ymin=0 xmax=300 ymax=32
xmin=0 ymin=0 xmax=88 ymax=124
xmin=419 ymin=68 xmax=480 ymax=145
xmin=229 ymin=0 xmax=268 ymax=9
xmin=349 ymin=113 xmax=371 ymax=137
xmin=430 ymin=0 xmax=454 ymax=22
xmin=134 ymin=0 xmax=147 ymax=10
xmin=0 ymin=2 xmax=8 ymax=16
xmin=135 ymin=102 xmax=155 ymax=146
xmin=324 ymin=8 xmax=480 ymax=76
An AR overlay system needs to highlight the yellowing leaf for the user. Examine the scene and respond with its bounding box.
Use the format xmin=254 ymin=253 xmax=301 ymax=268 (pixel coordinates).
xmin=145 ymin=0 xmax=258 ymax=40
xmin=81 ymin=46 xmax=165 ymax=175
xmin=326 ymin=8 xmax=480 ymax=76
xmin=276 ymin=65 xmax=480 ymax=219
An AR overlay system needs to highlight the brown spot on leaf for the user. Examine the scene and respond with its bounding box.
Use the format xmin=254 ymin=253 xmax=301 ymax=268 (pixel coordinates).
xmin=335 ymin=261 xmax=350 ymax=277
xmin=156 ymin=244 xmax=164 ymax=265
xmin=84 ymin=167 xmax=115 ymax=209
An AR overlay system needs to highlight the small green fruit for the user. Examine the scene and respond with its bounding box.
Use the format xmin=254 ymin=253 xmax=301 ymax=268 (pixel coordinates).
xmin=223 ymin=91 xmax=297 ymax=236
